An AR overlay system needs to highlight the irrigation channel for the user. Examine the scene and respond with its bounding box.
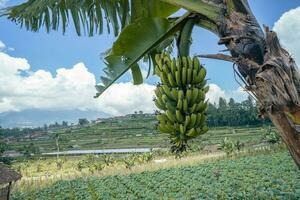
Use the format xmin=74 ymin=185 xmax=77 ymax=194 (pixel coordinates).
xmin=42 ymin=148 xmax=156 ymax=156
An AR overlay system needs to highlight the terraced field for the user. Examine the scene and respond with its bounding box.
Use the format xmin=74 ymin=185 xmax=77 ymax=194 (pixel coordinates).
xmin=12 ymin=151 xmax=300 ymax=200
xmin=8 ymin=114 xmax=270 ymax=154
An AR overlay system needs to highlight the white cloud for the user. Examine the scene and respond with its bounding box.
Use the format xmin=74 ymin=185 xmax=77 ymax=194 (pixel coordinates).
xmin=273 ymin=7 xmax=300 ymax=65
xmin=0 ymin=52 xmax=156 ymax=115
xmin=206 ymin=84 xmax=248 ymax=104
xmin=0 ymin=49 xmax=248 ymax=115
xmin=0 ymin=40 xmax=5 ymax=50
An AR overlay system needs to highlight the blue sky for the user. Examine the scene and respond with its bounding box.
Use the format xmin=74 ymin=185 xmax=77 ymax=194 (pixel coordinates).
xmin=0 ymin=0 xmax=300 ymax=116
xmin=0 ymin=0 xmax=298 ymax=89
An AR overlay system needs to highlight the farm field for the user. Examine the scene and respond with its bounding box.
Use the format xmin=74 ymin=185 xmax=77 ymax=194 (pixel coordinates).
xmin=6 ymin=114 xmax=271 ymax=154
xmin=12 ymin=150 xmax=300 ymax=200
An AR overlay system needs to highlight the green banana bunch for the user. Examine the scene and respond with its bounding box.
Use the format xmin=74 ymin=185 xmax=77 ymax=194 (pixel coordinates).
xmin=154 ymin=53 xmax=209 ymax=153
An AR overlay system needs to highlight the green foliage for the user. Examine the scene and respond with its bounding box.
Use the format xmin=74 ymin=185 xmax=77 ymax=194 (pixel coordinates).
xmin=12 ymin=152 xmax=300 ymax=200
xmin=75 ymin=154 xmax=104 ymax=173
xmin=206 ymin=96 xmax=268 ymax=127
xmin=78 ymin=118 xmax=89 ymax=126
xmin=101 ymin=154 xmax=114 ymax=166
xmin=263 ymin=126 xmax=281 ymax=144
xmin=56 ymin=159 xmax=64 ymax=170
xmin=2 ymin=0 xmax=179 ymax=36
xmin=0 ymin=138 xmax=8 ymax=155
xmin=154 ymin=53 xmax=208 ymax=153
xmin=220 ymin=137 xmax=235 ymax=155
xmin=122 ymin=155 xmax=136 ymax=169
xmin=141 ymin=152 xmax=154 ymax=163
xmin=23 ymin=143 xmax=40 ymax=158
xmin=95 ymin=14 xmax=190 ymax=97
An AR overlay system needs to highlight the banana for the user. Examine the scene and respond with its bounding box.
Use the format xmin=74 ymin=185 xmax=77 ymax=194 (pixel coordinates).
xmin=158 ymin=124 xmax=171 ymax=133
xmin=163 ymin=53 xmax=172 ymax=64
xmin=154 ymin=53 xmax=209 ymax=152
xmin=182 ymin=56 xmax=187 ymax=69
xmin=154 ymin=98 xmax=166 ymax=110
xmin=162 ymin=94 xmax=169 ymax=104
xmin=195 ymin=127 xmax=203 ymax=136
xmin=161 ymin=73 xmax=170 ymax=86
xmin=197 ymin=90 xmax=205 ymax=103
xmin=179 ymin=124 xmax=186 ymax=135
xmin=155 ymin=54 xmax=161 ymax=64
xmin=155 ymin=55 xmax=164 ymax=71
xmin=176 ymin=57 xmax=182 ymax=73
xmin=199 ymin=80 xmax=207 ymax=88
xmin=195 ymin=113 xmax=202 ymax=126
xmin=181 ymin=67 xmax=187 ymax=86
xmin=177 ymin=99 xmax=183 ymax=111
xmin=204 ymin=86 xmax=209 ymax=93
xmin=197 ymin=102 xmax=207 ymax=113
xmin=162 ymin=85 xmax=173 ymax=100
xmin=193 ymin=57 xmax=200 ymax=71
xmin=198 ymin=68 xmax=206 ymax=82
xmin=167 ymin=73 xmax=177 ymax=87
xmin=183 ymin=98 xmax=188 ymax=113
xmin=162 ymin=64 xmax=170 ymax=75
xmin=184 ymin=115 xmax=191 ymax=128
xmin=175 ymin=71 xmax=182 ymax=86
xmin=154 ymin=87 xmax=162 ymax=98
xmin=187 ymin=128 xmax=196 ymax=137
xmin=154 ymin=66 xmax=161 ymax=76
xmin=178 ymin=90 xmax=184 ymax=100
xmin=158 ymin=86 xmax=164 ymax=95
xmin=171 ymin=89 xmax=179 ymax=101
xmin=189 ymin=104 xmax=197 ymax=113
xmin=166 ymin=110 xmax=176 ymax=123
xmin=156 ymin=114 xmax=168 ymax=122
xmin=176 ymin=110 xmax=184 ymax=123
xmin=202 ymin=126 xmax=209 ymax=134
xmin=191 ymin=69 xmax=197 ymax=84
xmin=170 ymin=59 xmax=176 ymax=76
xmin=159 ymin=122 xmax=174 ymax=133
xmin=190 ymin=88 xmax=199 ymax=105
xmin=188 ymin=113 xmax=197 ymax=129
xmin=166 ymin=102 xmax=177 ymax=113
xmin=187 ymin=69 xmax=192 ymax=85
xmin=186 ymin=89 xmax=192 ymax=104
xmin=187 ymin=56 xmax=193 ymax=69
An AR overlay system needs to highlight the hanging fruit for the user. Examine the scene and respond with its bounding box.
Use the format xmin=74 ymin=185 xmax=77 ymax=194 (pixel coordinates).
xmin=154 ymin=52 xmax=209 ymax=153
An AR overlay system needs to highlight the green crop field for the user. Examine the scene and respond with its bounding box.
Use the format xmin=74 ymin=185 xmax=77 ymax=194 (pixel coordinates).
xmin=12 ymin=151 xmax=300 ymax=200
xmin=7 ymin=114 xmax=271 ymax=154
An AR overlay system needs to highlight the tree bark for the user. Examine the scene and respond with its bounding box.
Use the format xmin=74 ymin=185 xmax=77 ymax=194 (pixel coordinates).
xmin=197 ymin=0 xmax=300 ymax=167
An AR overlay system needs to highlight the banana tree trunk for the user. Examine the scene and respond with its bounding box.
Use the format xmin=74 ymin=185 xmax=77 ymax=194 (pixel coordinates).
xmin=197 ymin=0 xmax=300 ymax=167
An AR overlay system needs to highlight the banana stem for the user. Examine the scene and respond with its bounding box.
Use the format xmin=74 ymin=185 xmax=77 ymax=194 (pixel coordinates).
xmin=178 ymin=18 xmax=196 ymax=57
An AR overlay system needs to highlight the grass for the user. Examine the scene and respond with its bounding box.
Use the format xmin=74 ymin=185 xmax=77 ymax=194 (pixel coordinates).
xmin=12 ymin=144 xmax=284 ymax=194
xmin=11 ymin=146 xmax=300 ymax=200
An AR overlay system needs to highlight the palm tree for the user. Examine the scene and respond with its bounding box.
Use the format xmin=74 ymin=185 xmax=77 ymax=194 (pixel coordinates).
xmin=1 ymin=0 xmax=300 ymax=168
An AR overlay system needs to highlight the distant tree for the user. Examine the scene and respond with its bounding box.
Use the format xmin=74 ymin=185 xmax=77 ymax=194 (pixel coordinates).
xmin=78 ymin=118 xmax=89 ymax=126
xmin=0 ymin=128 xmax=8 ymax=156
xmin=138 ymin=111 xmax=143 ymax=115
xmin=43 ymin=124 xmax=48 ymax=132
xmin=23 ymin=143 xmax=39 ymax=158
xmin=62 ymin=121 xmax=68 ymax=127
xmin=206 ymin=96 xmax=268 ymax=127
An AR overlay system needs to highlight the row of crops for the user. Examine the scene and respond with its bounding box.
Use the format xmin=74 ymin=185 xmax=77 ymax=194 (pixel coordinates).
xmin=13 ymin=151 xmax=300 ymax=200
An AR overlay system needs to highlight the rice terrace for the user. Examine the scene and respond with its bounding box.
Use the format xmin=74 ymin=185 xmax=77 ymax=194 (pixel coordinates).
xmin=0 ymin=0 xmax=300 ymax=200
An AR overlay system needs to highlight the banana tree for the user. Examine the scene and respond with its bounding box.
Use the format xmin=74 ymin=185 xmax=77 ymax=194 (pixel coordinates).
xmin=1 ymin=0 xmax=300 ymax=168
